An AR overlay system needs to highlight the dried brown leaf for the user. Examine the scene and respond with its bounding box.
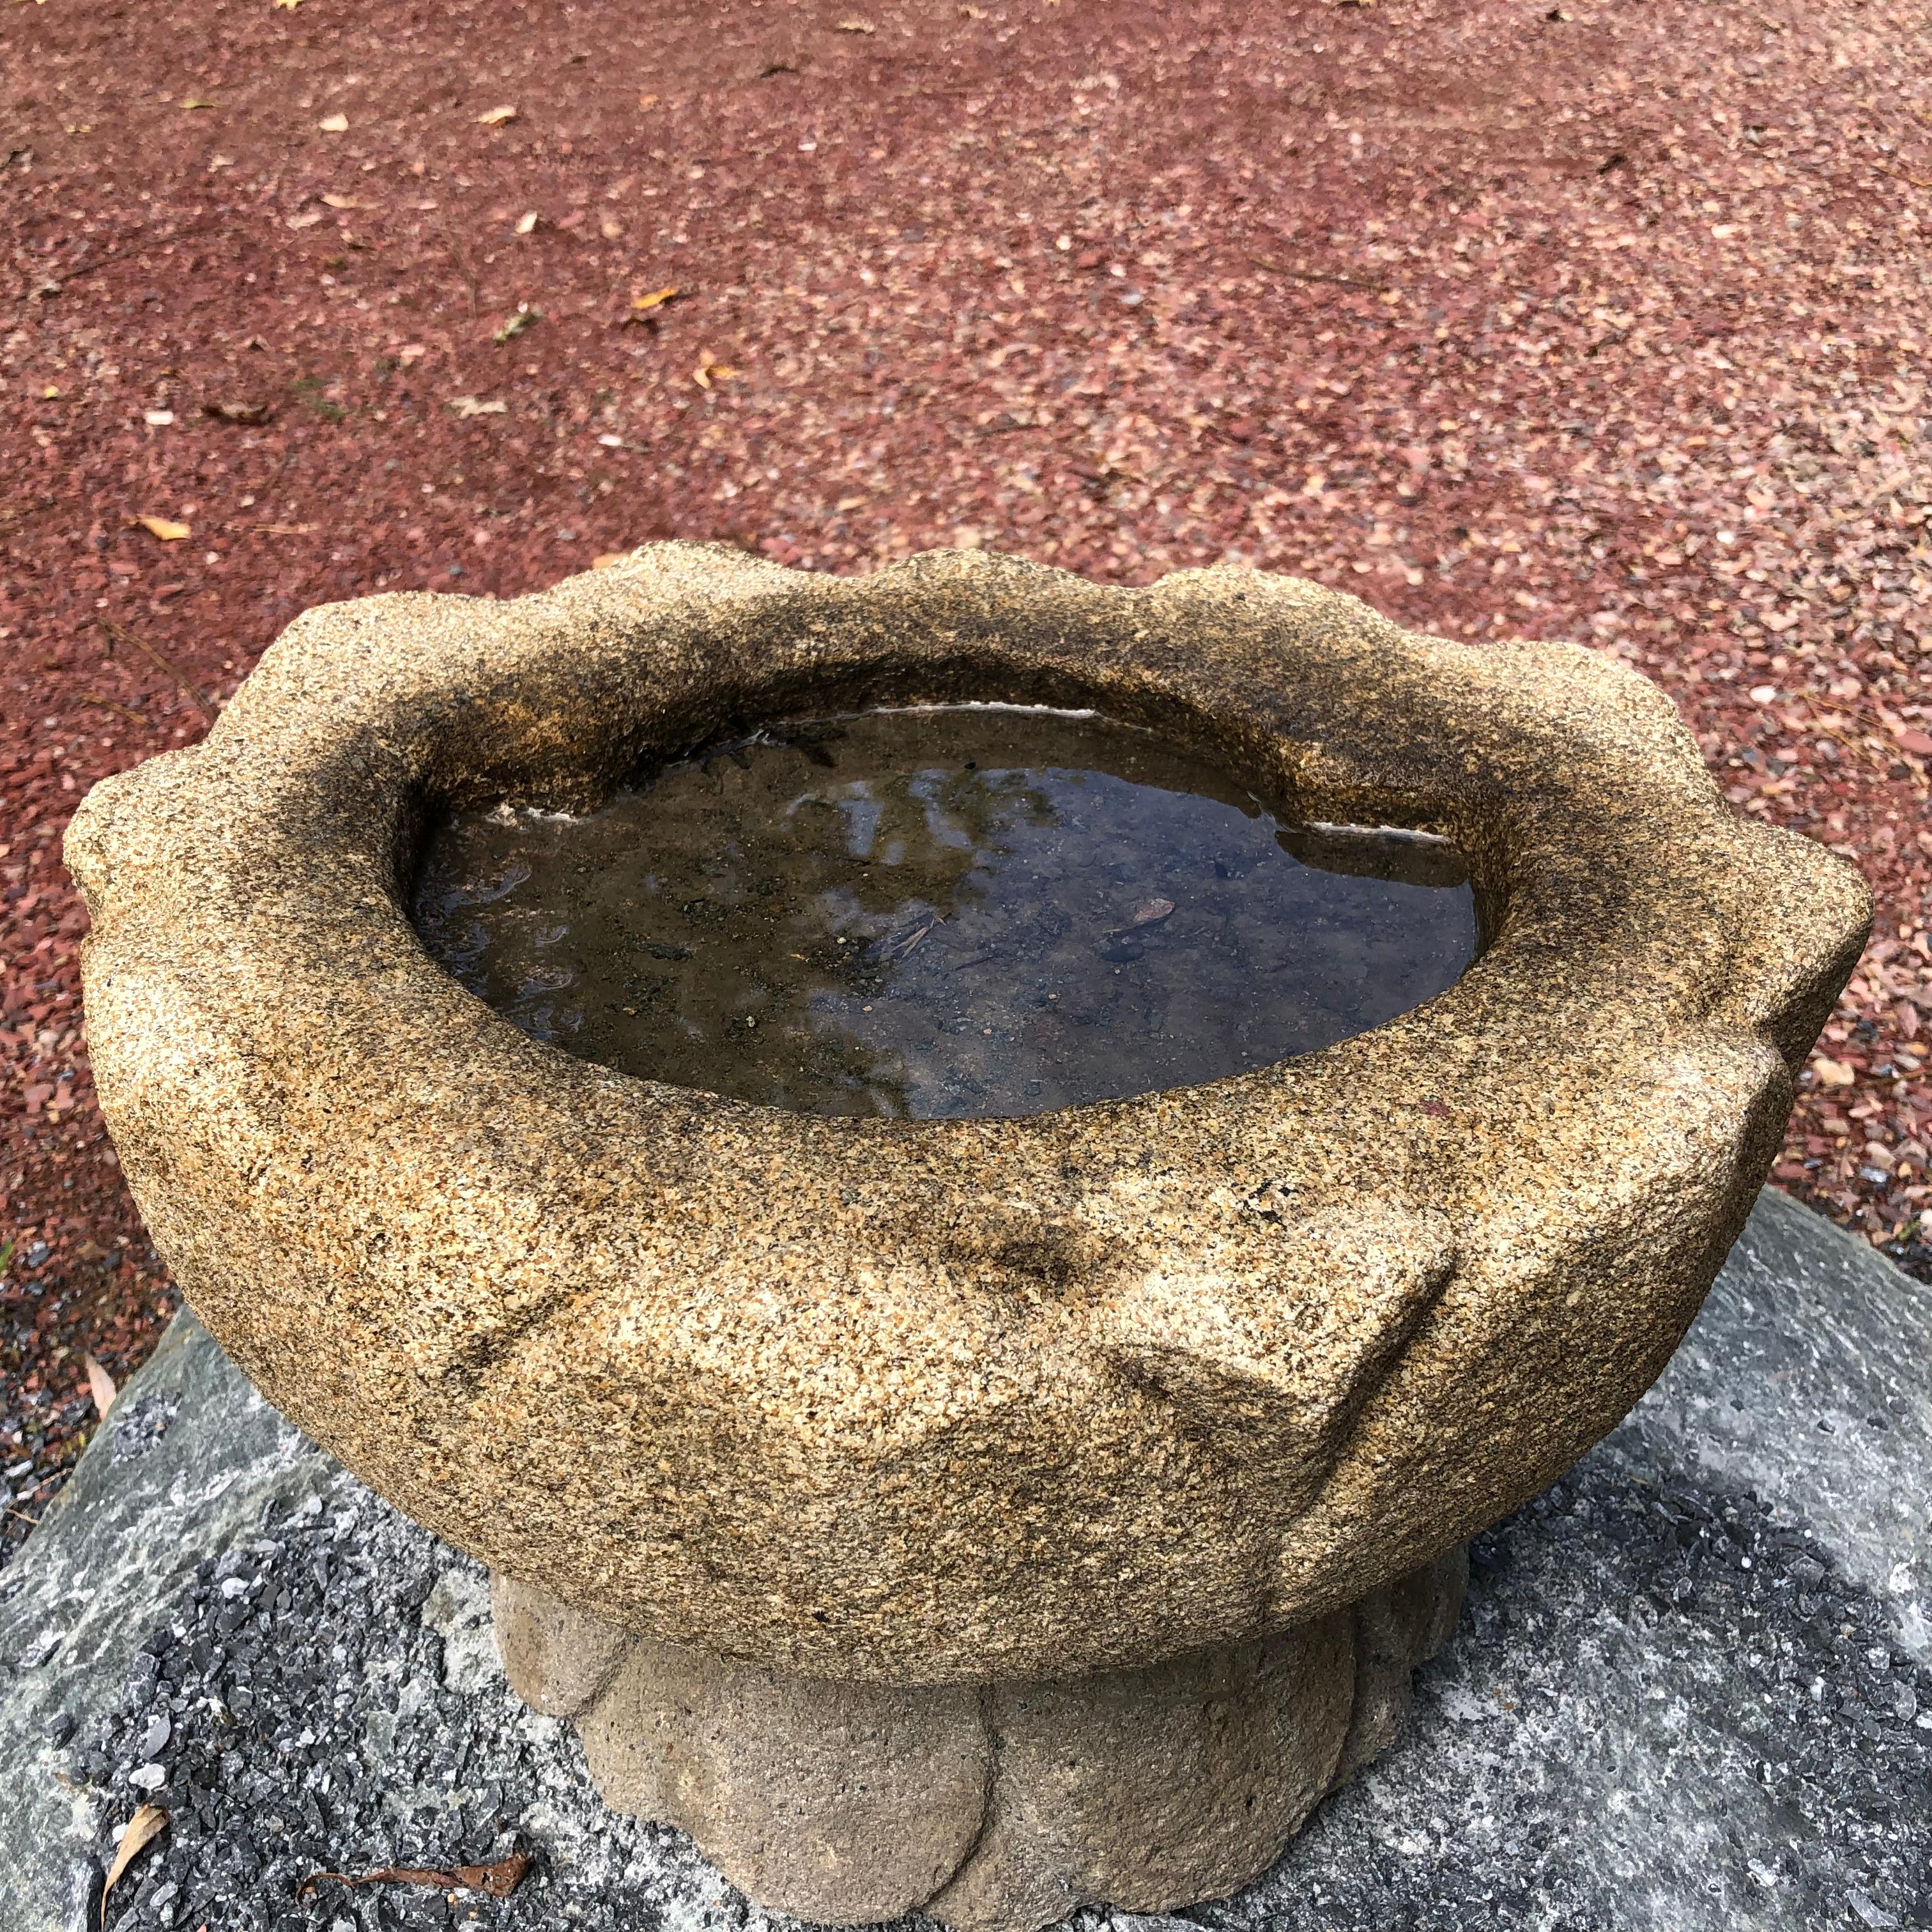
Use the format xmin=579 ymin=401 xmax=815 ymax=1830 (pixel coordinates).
xmin=477 ymin=105 xmax=519 ymax=126
xmin=202 ymin=400 xmax=273 ymax=425
xmin=457 ymin=1852 xmax=534 ymax=1897
xmin=101 ymin=1805 xmax=169 ymax=1927
xmin=133 ymin=514 xmax=192 ymax=541
xmin=317 ymin=112 xmax=349 ymax=133
xmin=84 ymin=1353 xmax=117 ymax=1420
xmin=1130 ymin=896 xmax=1176 ymax=926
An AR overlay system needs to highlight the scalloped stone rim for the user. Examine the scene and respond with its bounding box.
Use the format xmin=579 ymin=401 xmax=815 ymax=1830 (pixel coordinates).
xmin=65 ymin=545 xmax=1869 ymax=1686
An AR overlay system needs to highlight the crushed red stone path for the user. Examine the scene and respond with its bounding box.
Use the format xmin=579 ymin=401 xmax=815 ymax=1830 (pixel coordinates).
xmin=4 ymin=0 xmax=1930 ymax=1553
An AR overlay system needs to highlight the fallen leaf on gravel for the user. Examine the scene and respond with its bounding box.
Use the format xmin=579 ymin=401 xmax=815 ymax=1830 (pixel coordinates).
xmin=273 ymin=0 xmax=302 ymax=8
xmin=286 ymin=208 xmax=325 ymax=228
xmin=493 ymin=306 xmax=539 ymax=343
xmin=1130 ymin=896 xmax=1176 ymax=926
xmin=85 ymin=1353 xmax=117 ymax=1419
xmin=477 ymin=105 xmax=519 ymax=126
xmin=133 ymin=514 xmax=192 ymax=540
xmin=317 ymin=112 xmax=349 ymax=132
xmin=458 ymin=1853 xmax=535 ymax=1897
xmin=320 ymin=192 xmax=364 ymax=210
xmin=1813 ymin=1055 xmax=1857 ymax=1087
xmin=693 ymin=351 xmax=737 ymax=389
xmin=203 ymin=400 xmax=273 ymax=425
xmin=102 ymin=1805 xmax=169 ymax=1926
xmin=629 ymin=285 xmax=680 ymax=313
xmin=299 ymin=1851 xmax=532 ymax=1903
xmin=836 ymin=16 xmax=877 ymax=29
xmin=638 ymin=92 xmax=660 ymax=109
xmin=447 ymin=395 xmax=507 ymax=417
xmin=142 ymin=410 xmax=174 ymax=426
xmin=514 ymin=210 xmax=539 ymax=234
xmin=181 ymin=98 xmax=217 ymax=112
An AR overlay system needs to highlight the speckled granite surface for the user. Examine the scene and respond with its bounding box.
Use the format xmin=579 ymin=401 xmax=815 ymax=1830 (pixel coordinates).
xmin=2 ymin=1190 xmax=1926 ymax=1932
xmin=64 ymin=549 xmax=1869 ymax=1683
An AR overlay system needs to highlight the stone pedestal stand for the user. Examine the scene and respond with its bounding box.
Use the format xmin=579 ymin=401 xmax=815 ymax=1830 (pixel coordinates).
xmin=492 ymin=1548 xmax=1466 ymax=1931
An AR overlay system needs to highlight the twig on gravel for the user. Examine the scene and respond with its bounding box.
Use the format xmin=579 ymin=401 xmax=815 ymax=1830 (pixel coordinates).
xmin=98 ymin=620 xmax=217 ymax=723
xmin=1781 ymin=693 xmax=1931 ymax=793
xmin=298 ymin=1850 xmax=532 ymax=1901
xmin=80 ymin=692 xmax=153 ymax=730
xmin=42 ymin=254 xmax=109 ymax=293
xmin=1250 ymin=256 xmax=1383 ymax=293
xmin=440 ymin=221 xmax=480 ymax=320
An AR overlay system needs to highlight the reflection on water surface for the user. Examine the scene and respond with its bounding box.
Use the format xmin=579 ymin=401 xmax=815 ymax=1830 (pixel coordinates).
xmin=411 ymin=707 xmax=1477 ymax=1119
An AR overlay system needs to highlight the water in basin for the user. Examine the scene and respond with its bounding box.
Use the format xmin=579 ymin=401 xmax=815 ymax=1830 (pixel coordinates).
xmin=411 ymin=707 xmax=1477 ymax=1119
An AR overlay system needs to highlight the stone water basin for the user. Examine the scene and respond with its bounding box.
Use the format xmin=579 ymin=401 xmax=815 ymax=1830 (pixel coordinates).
xmin=65 ymin=546 xmax=1869 ymax=1928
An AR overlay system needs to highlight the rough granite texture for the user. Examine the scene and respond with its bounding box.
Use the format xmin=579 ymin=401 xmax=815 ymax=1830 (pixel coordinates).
xmin=492 ymin=1552 xmax=1463 ymax=1928
xmin=63 ymin=547 xmax=1871 ymax=1685
xmin=2 ymin=1190 xmax=1927 ymax=1932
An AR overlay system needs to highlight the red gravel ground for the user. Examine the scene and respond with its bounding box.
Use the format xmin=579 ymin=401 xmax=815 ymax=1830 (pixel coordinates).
xmin=4 ymin=0 xmax=1931 ymax=1551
